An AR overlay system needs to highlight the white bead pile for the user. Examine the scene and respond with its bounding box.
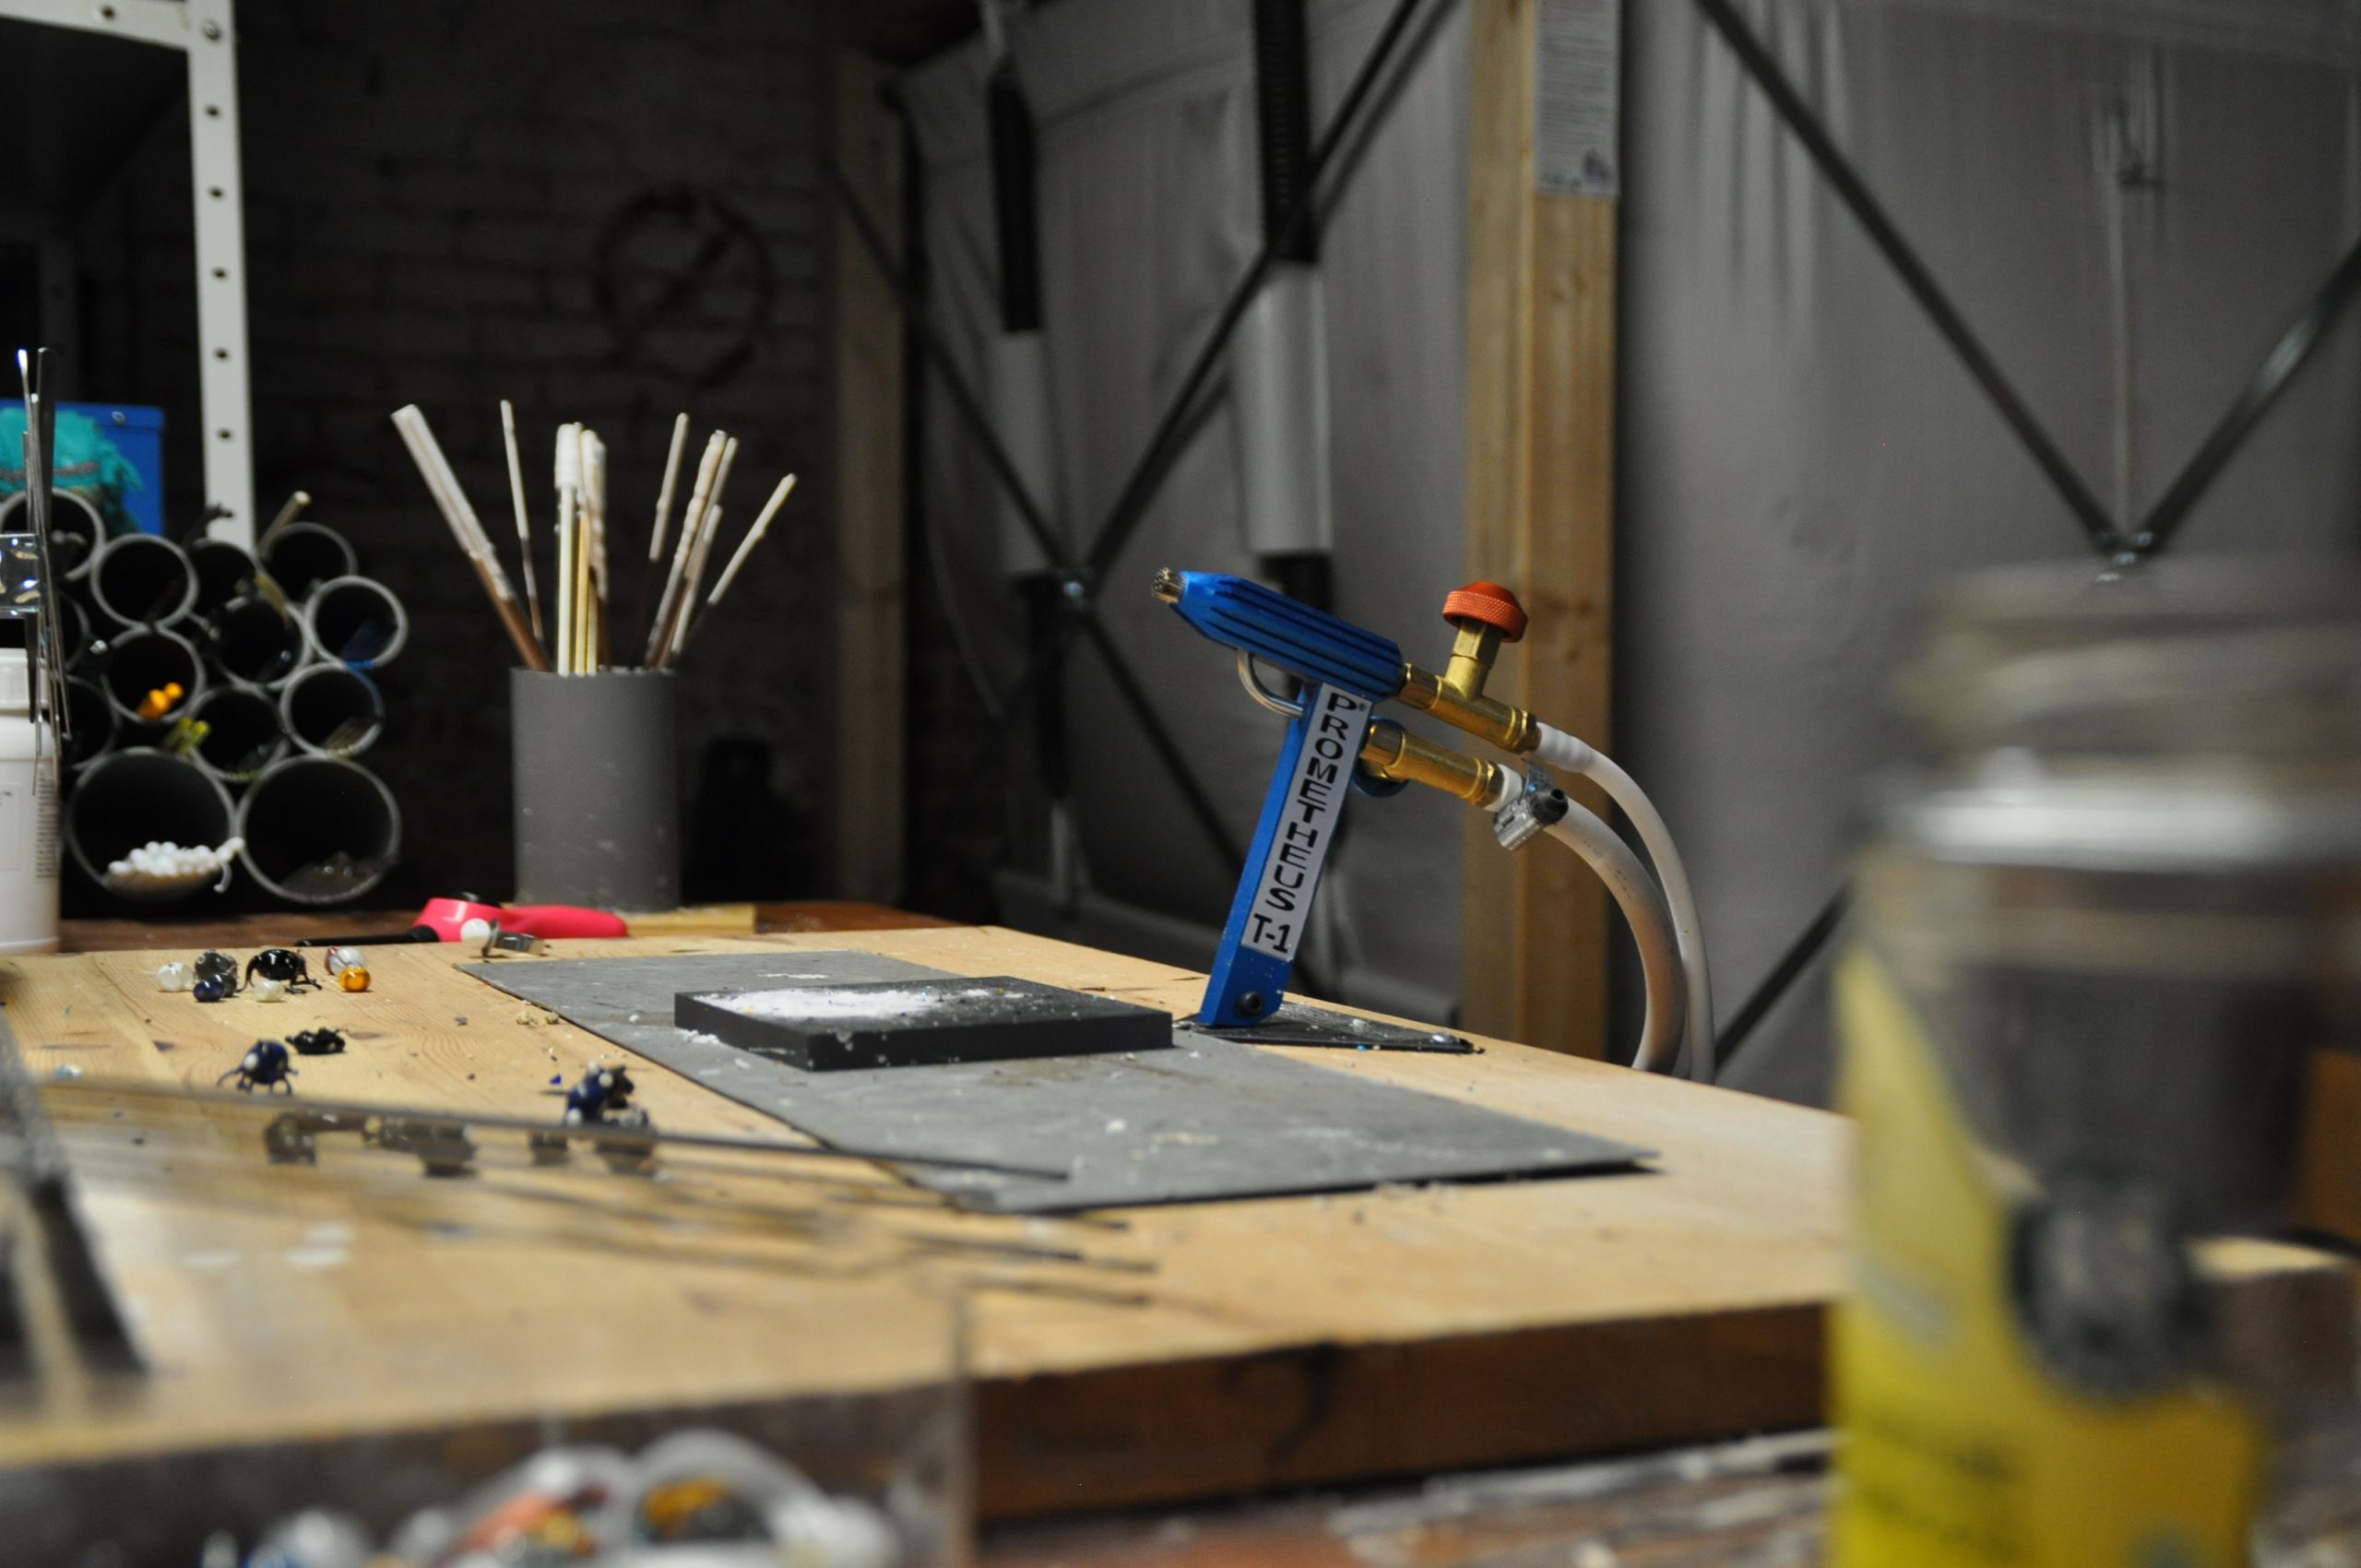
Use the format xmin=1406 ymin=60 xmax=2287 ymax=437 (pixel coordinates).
xmin=104 ymin=837 xmax=245 ymax=895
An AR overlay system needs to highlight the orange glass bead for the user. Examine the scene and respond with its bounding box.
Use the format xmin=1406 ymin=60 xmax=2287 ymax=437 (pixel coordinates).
xmin=338 ymin=966 xmax=371 ymax=992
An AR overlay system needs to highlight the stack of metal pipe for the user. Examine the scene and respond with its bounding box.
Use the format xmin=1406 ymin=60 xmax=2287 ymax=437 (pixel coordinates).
xmin=44 ymin=511 xmax=407 ymax=907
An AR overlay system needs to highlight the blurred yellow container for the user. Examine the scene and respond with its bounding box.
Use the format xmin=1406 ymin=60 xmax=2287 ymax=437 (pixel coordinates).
xmin=1836 ymin=557 xmax=2361 ymax=1567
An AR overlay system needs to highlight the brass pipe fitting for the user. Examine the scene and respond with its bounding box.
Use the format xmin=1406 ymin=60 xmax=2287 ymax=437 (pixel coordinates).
xmin=1442 ymin=622 xmax=1502 ymax=701
xmin=1358 ymin=720 xmax=1508 ymax=808
xmin=1391 ymin=582 xmax=1545 ymax=754
xmin=1394 ymin=661 xmax=1536 ymax=754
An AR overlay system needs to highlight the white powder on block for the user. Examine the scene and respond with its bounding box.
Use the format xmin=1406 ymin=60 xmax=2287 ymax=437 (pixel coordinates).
xmin=705 ymin=986 xmax=1001 ymax=1022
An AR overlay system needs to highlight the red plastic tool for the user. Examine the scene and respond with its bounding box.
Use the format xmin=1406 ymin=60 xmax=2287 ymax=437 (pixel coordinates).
xmin=296 ymin=897 xmax=630 ymax=948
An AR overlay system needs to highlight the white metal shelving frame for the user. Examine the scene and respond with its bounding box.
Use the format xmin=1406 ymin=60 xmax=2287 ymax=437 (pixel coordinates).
xmin=1 ymin=0 xmax=255 ymax=546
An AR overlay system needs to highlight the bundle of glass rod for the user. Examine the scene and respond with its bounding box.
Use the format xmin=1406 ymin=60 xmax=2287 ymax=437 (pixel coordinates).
xmin=393 ymin=403 xmax=797 ymax=677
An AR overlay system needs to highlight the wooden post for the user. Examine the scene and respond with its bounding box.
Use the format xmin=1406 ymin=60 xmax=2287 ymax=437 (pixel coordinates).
xmin=832 ymin=50 xmax=907 ymax=904
xmin=1461 ymin=0 xmax=1619 ymax=1057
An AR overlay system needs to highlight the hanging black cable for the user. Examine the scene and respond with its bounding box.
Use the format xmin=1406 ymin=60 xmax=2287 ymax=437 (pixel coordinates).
xmin=1082 ymin=0 xmax=1439 ymax=583
xmin=1253 ymin=0 xmax=1319 ymax=267
xmin=2137 ymin=233 xmax=2361 ymax=552
xmin=1689 ymin=0 xmax=2121 ymax=554
xmin=988 ymin=63 xmax=1046 ymax=334
xmin=1714 ymin=886 xmax=1848 ymax=1069
xmin=1252 ymin=0 xmax=1335 ymax=611
xmin=985 ymin=55 xmax=1085 ymax=874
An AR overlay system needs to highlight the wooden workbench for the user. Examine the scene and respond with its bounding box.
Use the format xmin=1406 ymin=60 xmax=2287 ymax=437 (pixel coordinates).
xmin=2 ymin=923 xmax=1849 ymax=1550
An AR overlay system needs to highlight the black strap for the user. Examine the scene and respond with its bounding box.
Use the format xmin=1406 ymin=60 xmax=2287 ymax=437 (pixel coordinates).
xmin=1714 ymin=885 xmax=1847 ymax=1070
xmin=2138 ymin=234 xmax=2361 ymax=551
xmin=1690 ymin=0 xmax=2120 ymax=553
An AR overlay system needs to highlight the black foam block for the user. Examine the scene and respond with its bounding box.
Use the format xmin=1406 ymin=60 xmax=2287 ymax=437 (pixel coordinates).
xmin=673 ymin=975 xmax=1174 ymax=1072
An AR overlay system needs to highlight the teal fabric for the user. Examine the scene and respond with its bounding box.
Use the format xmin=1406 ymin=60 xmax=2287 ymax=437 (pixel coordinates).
xmin=0 ymin=407 xmax=147 ymax=534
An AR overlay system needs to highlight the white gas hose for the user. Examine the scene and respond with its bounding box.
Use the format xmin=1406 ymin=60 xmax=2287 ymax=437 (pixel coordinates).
xmin=1531 ymin=723 xmax=1717 ymax=1079
xmin=1541 ymin=803 xmax=1687 ymax=1074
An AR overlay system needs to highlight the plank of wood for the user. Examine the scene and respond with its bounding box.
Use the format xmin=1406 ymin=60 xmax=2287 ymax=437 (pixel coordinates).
xmin=832 ymin=47 xmax=908 ymax=906
xmin=757 ymin=901 xmax=956 ymax=933
xmin=0 ymin=948 xmax=978 ymax=1461
xmin=1461 ymin=0 xmax=1619 ymax=1059
xmin=1 ymin=927 xmax=1849 ymax=1520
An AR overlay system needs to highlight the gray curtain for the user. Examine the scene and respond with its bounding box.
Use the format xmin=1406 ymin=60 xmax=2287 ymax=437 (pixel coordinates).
xmin=1623 ymin=0 xmax=2361 ymax=1099
xmin=907 ymin=0 xmax=2361 ymax=1081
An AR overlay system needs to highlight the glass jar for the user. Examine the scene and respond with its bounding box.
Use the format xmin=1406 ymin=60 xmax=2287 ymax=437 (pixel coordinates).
xmin=1834 ymin=555 xmax=2361 ymax=1568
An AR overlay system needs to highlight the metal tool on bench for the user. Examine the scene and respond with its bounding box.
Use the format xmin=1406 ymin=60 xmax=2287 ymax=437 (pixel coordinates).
xmin=0 ymin=349 xmax=71 ymax=953
xmin=12 ymin=349 xmax=73 ymax=744
xmin=1156 ymin=568 xmax=1714 ymax=1075
xmin=0 ymin=1021 xmax=137 ymax=1377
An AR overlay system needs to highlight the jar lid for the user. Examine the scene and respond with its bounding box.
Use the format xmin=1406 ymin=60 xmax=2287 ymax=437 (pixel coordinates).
xmin=1904 ymin=554 xmax=2361 ymax=763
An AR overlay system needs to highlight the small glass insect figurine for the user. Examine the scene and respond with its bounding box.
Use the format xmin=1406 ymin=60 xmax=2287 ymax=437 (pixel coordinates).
xmin=324 ymin=945 xmax=365 ymax=976
xmin=193 ymin=977 xmax=229 ymax=1004
xmin=338 ymin=965 xmax=371 ymax=993
xmin=135 ymin=681 xmax=184 ymax=721
xmin=288 ymin=1027 xmax=347 ymax=1056
xmin=219 ymin=1039 xmax=296 ymax=1094
xmin=563 ymin=1063 xmax=639 ymax=1125
xmin=245 ymin=948 xmax=320 ymax=993
xmin=195 ymin=949 xmax=241 ymax=997
xmin=156 ymin=961 xmax=192 ymax=992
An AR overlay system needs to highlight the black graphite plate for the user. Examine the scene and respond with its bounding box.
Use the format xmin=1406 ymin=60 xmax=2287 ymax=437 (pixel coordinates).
xmin=465 ymin=952 xmax=1650 ymax=1214
xmin=675 ymin=976 xmax=1173 ymax=1071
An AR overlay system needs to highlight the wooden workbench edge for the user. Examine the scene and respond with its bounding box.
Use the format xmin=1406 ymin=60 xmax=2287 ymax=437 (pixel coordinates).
xmin=973 ymin=1301 xmax=1826 ymax=1520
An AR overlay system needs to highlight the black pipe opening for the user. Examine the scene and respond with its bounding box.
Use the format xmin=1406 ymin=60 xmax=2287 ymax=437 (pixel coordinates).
xmin=63 ymin=677 xmax=117 ymax=771
xmin=208 ymin=596 xmax=305 ymax=687
xmin=305 ymin=576 xmax=408 ymax=669
xmin=237 ymin=757 xmax=400 ymax=905
xmin=91 ymin=534 xmax=198 ymax=627
xmin=190 ymin=685 xmax=287 ymax=785
xmin=280 ymin=663 xmax=384 ymax=757
xmin=64 ymin=750 xmax=235 ymax=898
xmin=100 ymin=626 xmax=203 ymax=726
xmin=188 ymin=538 xmax=257 ymax=618
xmin=259 ymin=522 xmax=357 ymax=600
xmin=0 ymin=490 xmax=105 ymax=581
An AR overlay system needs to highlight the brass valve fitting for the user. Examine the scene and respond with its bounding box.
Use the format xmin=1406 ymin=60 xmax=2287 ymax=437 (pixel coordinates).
xmin=1393 ymin=580 xmax=1540 ymax=754
xmin=1358 ymin=719 xmax=1509 ymax=808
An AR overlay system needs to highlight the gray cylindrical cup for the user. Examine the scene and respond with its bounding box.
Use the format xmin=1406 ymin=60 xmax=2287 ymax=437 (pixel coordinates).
xmin=511 ymin=669 xmax=680 ymax=910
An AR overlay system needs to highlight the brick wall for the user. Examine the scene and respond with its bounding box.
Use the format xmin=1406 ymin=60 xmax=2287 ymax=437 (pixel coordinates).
xmin=64 ymin=0 xmax=840 ymax=911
